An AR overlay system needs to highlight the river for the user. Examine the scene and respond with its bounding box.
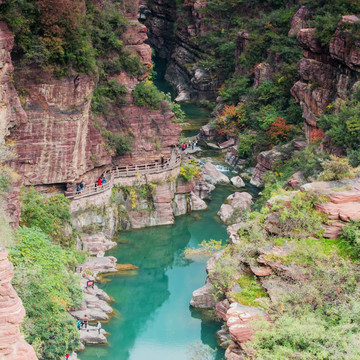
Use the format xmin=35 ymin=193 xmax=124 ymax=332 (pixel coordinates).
xmin=81 ymin=59 xmax=253 ymax=360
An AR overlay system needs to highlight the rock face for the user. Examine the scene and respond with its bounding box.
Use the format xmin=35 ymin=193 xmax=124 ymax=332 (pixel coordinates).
xmin=253 ymin=63 xmax=273 ymax=89
xmin=0 ymin=250 xmax=38 ymax=360
xmin=6 ymin=3 xmax=180 ymax=189
xmin=291 ymin=15 xmax=360 ymax=139
xmin=218 ymin=192 xmax=253 ymax=225
xmin=301 ymin=176 xmax=360 ymax=238
xmin=288 ymin=6 xmax=309 ymax=37
xmin=201 ymin=162 xmax=230 ymax=185
xmin=250 ymin=147 xmax=291 ymax=187
xmin=0 ymin=22 xmax=27 ymax=145
xmin=226 ymin=302 xmax=269 ymax=344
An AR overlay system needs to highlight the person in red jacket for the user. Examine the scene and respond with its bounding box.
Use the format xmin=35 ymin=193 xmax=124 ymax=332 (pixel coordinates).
xmin=97 ymin=177 xmax=102 ymax=186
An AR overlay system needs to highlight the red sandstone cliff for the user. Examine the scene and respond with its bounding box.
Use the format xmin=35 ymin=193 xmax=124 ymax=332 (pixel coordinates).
xmin=0 ymin=250 xmax=38 ymax=360
xmin=291 ymin=15 xmax=360 ymax=140
xmin=3 ymin=0 xmax=180 ymax=190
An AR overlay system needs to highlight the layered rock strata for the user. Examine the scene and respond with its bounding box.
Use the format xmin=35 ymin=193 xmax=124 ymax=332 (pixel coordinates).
xmin=291 ymin=14 xmax=360 ymax=139
xmin=0 ymin=249 xmax=37 ymax=360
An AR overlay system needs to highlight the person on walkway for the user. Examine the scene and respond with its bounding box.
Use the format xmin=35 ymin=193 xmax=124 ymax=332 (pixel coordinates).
xmin=161 ymin=154 xmax=164 ymax=167
xmin=102 ymin=177 xmax=107 ymax=184
xmin=182 ymin=143 xmax=185 ymax=151
xmin=97 ymin=321 xmax=102 ymax=335
xmin=76 ymin=319 xmax=82 ymax=330
xmin=66 ymin=354 xmax=70 ymax=360
xmin=80 ymin=181 xmax=85 ymax=191
xmin=191 ymin=141 xmax=194 ymax=150
xmin=97 ymin=177 xmax=102 ymax=187
xmin=76 ymin=185 xmax=80 ymax=195
xmin=83 ymin=315 xmax=89 ymax=330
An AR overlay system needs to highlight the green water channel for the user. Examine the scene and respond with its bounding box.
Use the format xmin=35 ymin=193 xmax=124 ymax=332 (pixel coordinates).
xmin=81 ymin=182 xmax=259 ymax=360
xmin=82 ymin=58 xmax=250 ymax=360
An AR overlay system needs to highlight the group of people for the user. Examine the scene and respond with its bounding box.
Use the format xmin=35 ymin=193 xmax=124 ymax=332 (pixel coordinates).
xmin=96 ymin=175 xmax=107 ymax=187
xmin=76 ymin=181 xmax=85 ymax=194
xmin=181 ymin=140 xmax=198 ymax=151
xmin=76 ymin=315 xmax=102 ymax=334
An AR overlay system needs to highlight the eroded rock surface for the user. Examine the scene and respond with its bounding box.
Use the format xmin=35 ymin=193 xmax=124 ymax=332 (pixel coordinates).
xmin=201 ymin=162 xmax=230 ymax=185
xmin=0 ymin=250 xmax=38 ymax=360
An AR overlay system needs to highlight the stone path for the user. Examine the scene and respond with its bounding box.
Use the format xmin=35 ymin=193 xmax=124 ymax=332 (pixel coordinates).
xmin=65 ymin=152 xmax=181 ymax=200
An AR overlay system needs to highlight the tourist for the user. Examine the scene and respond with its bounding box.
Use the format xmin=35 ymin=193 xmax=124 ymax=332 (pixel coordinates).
xmin=76 ymin=319 xmax=82 ymax=330
xmin=102 ymin=177 xmax=107 ymax=185
xmin=97 ymin=177 xmax=102 ymax=187
xmin=97 ymin=321 xmax=102 ymax=335
xmin=66 ymin=354 xmax=70 ymax=360
xmin=161 ymin=154 xmax=164 ymax=167
xmin=182 ymin=143 xmax=185 ymax=151
xmin=83 ymin=315 xmax=89 ymax=330
xmin=188 ymin=141 xmax=191 ymax=147
xmin=80 ymin=181 xmax=85 ymax=191
xmin=191 ymin=141 xmax=194 ymax=150
xmin=76 ymin=185 xmax=80 ymax=195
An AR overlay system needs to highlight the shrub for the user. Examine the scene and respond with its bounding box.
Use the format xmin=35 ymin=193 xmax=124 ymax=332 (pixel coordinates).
xmin=179 ymin=159 xmax=201 ymax=182
xmin=318 ymin=155 xmax=354 ymax=181
xmin=237 ymin=133 xmax=258 ymax=158
xmin=20 ymin=187 xmax=77 ymax=248
xmin=133 ymin=80 xmax=164 ymax=109
xmin=10 ymin=226 xmax=83 ymax=359
xmin=91 ymin=79 xmax=128 ymax=115
xmin=106 ymin=131 xmax=133 ymax=156
xmin=339 ymin=221 xmax=360 ymax=258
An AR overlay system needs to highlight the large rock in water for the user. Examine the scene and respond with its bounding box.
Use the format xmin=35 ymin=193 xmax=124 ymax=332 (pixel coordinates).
xmin=190 ymin=191 xmax=207 ymax=211
xmin=0 ymin=250 xmax=38 ymax=360
xmin=218 ymin=192 xmax=253 ymax=225
xmin=201 ymin=162 xmax=230 ymax=185
xmin=190 ymin=283 xmax=216 ymax=309
xmin=231 ymin=176 xmax=245 ymax=188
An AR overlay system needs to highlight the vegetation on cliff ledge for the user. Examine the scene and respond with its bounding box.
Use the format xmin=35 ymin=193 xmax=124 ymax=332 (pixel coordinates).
xmin=9 ymin=188 xmax=85 ymax=360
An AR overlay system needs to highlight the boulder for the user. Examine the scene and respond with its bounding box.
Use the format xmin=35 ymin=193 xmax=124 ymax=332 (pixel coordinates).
xmin=190 ymin=283 xmax=217 ymax=309
xmin=79 ymin=325 xmax=107 ymax=345
xmin=79 ymin=233 xmax=117 ymax=255
xmin=190 ymin=191 xmax=207 ymax=211
xmin=250 ymin=147 xmax=290 ymax=187
xmin=226 ymin=302 xmax=269 ymax=345
xmin=201 ymin=162 xmax=230 ymax=185
xmin=227 ymin=223 xmax=243 ymax=245
xmin=193 ymin=179 xmax=215 ymax=199
xmin=231 ymin=176 xmax=245 ymax=188
xmin=218 ymin=192 xmax=253 ymax=225
xmin=172 ymin=194 xmax=188 ymax=216
xmin=287 ymin=171 xmax=306 ymax=189
xmin=81 ymin=256 xmax=118 ymax=277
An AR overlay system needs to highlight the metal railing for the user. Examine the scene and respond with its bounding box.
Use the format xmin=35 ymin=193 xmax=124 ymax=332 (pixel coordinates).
xmin=65 ymin=154 xmax=181 ymax=200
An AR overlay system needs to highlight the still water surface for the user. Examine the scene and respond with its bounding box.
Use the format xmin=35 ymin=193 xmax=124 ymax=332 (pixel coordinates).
xmin=82 ymin=59 xmax=244 ymax=360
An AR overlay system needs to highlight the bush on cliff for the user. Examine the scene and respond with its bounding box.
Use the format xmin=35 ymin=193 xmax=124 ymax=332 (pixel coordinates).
xmin=10 ymin=226 xmax=84 ymax=359
xmin=20 ymin=187 xmax=77 ymax=248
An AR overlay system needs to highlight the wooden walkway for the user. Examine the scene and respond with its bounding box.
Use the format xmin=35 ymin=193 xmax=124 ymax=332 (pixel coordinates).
xmin=65 ymin=153 xmax=181 ymax=200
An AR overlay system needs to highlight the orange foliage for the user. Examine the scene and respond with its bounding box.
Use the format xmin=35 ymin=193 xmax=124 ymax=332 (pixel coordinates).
xmin=309 ymin=128 xmax=324 ymax=144
xmin=184 ymin=0 xmax=195 ymax=6
xmin=37 ymin=0 xmax=85 ymax=39
xmin=266 ymin=117 xmax=293 ymax=144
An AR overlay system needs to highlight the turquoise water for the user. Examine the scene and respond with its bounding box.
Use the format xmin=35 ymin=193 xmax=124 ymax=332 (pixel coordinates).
xmin=81 ymin=58 xmax=249 ymax=360
xmin=153 ymin=57 xmax=211 ymax=139
xmin=81 ymin=184 xmax=252 ymax=360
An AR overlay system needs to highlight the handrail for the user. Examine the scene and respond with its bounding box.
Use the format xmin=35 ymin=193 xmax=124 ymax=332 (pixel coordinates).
xmin=66 ymin=154 xmax=181 ymax=200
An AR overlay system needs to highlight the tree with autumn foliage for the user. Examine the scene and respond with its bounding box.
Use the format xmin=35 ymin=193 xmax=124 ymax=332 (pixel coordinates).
xmin=266 ymin=117 xmax=293 ymax=144
xmin=37 ymin=0 xmax=85 ymax=54
xmin=216 ymin=104 xmax=247 ymax=138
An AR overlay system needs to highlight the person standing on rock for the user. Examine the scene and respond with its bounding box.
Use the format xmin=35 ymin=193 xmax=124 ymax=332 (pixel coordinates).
xmin=97 ymin=321 xmax=102 ymax=335
xmin=83 ymin=315 xmax=89 ymax=330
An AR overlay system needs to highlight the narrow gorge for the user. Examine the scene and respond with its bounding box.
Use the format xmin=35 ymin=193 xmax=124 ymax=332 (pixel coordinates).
xmin=1 ymin=1 xmax=360 ymax=360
